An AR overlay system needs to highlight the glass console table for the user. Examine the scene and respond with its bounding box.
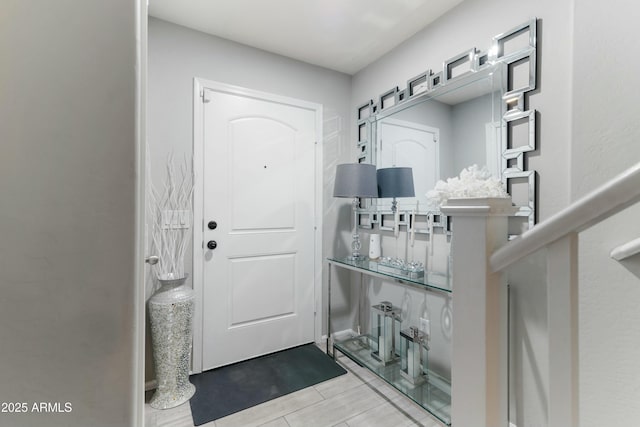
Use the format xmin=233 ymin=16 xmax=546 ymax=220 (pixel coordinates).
xmin=327 ymin=257 xmax=452 ymax=426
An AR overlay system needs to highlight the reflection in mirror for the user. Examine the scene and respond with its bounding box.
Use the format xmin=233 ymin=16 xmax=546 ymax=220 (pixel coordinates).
xmin=373 ymin=70 xmax=503 ymax=213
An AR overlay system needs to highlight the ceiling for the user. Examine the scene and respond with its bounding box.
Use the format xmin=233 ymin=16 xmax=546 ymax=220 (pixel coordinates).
xmin=148 ymin=0 xmax=464 ymax=75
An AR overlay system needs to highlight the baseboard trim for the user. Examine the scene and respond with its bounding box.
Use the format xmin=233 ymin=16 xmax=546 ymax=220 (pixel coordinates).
xmin=145 ymin=379 xmax=157 ymax=391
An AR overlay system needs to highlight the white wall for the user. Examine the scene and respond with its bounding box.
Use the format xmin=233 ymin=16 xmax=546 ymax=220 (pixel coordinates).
xmin=351 ymin=0 xmax=573 ymax=425
xmin=571 ymin=1 xmax=640 ymax=425
xmin=0 ymin=1 xmax=141 ymax=426
xmin=147 ymin=18 xmax=353 ymax=379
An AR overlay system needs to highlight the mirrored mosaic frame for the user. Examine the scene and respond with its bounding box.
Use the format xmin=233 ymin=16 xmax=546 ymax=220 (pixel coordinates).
xmin=356 ymin=18 xmax=538 ymax=232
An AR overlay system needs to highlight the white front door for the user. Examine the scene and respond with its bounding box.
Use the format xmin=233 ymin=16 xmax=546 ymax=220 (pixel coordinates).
xmin=199 ymin=85 xmax=318 ymax=370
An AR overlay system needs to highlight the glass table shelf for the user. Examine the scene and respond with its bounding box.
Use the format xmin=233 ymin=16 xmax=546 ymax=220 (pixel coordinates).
xmin=328 ymin=257 xmax=451 ymax=293
xmin=334 ymin=335 xmax=451 ymax=426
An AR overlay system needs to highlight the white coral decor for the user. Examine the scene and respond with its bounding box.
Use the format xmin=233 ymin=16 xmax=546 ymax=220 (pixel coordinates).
xmin=426 ymin=164 xmax=508 ymax=207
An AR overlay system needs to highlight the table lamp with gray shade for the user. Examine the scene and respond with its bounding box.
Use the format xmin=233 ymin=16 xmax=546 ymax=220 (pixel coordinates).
xmin=377 ymin=167 xmax=415 ymax=237
xmin=333 ymin=163 xmax=378 ymax=260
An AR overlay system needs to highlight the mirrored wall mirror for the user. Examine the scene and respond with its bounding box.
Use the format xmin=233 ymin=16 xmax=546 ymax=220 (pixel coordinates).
xmin=356 ymin=18 xmax=538 ymax=233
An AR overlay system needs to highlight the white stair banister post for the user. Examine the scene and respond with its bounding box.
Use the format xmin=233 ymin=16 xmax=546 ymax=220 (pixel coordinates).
xmin=441 ymin=197 xmax=515 ymax=427
xmin=546 ymin=233 xmax=579 ymax=427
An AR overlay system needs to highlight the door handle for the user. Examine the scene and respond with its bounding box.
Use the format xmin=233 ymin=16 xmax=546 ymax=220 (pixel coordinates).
xmin=208 ymin=221 xmax=218 ymax=230
xmin=145 ymin=255 xmax=159 ymax=265
xmin=207 ymin=240 xmax=217 ymax=250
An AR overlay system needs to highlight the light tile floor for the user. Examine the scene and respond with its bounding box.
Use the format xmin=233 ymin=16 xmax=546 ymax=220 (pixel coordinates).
xmin=145 ymin=347 xmax=444 ymax=427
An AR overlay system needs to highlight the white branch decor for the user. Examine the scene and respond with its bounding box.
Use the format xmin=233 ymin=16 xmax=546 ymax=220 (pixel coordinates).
xmin=426 ymin=164 xmax=509 ymax=208
xmin=149 ymin=154 xmax=194 ymax=280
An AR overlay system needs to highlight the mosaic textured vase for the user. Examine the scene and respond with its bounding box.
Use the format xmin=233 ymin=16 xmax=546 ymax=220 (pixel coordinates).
xmin=149 ymin=276 xmax=196 ymax=409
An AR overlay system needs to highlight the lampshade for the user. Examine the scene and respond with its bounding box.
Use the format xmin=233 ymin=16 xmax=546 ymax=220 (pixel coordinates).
xmin=333 ymin=163 xmax=378 ymax=198
xmin=377 ymin=167 xmax=415 ymax=198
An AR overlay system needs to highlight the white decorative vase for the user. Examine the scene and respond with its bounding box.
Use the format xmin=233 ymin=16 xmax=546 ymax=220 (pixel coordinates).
xmin=149 ymin=276 xmax=196 ymax=409
xmin=369 ymin=234 xmax=381 ymax=260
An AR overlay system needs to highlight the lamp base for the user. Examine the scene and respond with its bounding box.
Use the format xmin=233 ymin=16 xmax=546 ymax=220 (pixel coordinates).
xmin=349 ymin=229 xmax=364 ymax=261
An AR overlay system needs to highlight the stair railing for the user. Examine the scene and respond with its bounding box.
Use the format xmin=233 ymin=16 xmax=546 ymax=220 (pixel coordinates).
xmin=442 ymin=161 xmax=640 ymax=427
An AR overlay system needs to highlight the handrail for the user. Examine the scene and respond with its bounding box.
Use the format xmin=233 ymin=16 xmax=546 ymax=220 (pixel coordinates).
xmin=610 ymin=237 xmax=640 ymax=261
xmin=491 ymin=161 xmax=640 ymax=272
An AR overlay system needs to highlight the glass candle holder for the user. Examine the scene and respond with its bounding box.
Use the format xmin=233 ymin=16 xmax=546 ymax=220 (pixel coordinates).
xmin=400 ymin=326 xmax=429 ymax=385
xmin=370 ymin=301 xmax=402 ymax=365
